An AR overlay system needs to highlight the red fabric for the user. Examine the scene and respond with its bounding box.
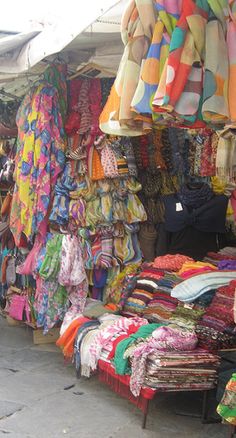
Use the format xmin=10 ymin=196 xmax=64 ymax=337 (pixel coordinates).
xmin=108 ymin=324 xmax=141 ymax=360
xmin=153 ymin=254 xmax=194 ymax=271
xmin=207 ymin=252 xmax=236 ymax=261
xmin=69 ymin=79 xmax=82 ymax=111
xmin=98 ymin=359 xmax=156 ymax=407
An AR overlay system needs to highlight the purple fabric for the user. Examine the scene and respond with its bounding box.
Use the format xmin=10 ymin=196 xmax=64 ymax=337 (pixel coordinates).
xmin=218 ymin=260 xmax=236 ymax=270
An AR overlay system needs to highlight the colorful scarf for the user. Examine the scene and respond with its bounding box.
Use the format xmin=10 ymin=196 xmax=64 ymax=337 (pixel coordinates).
xmin=217 ymin=373 xmax=236 ymax=425
xmin=131 ymin=0 xmax=182 ymax=119
xmin=228 ymin=1 xmax=236 ymax=122
xmin=153 ymin=0 xmax=209 ymax=124
xmin=10 ymin=82 xmax=66 ymax=246
xmin=202 ymin=4 xmax=229 ymax=124
xmin=99 ymin=0 xmax=156 ymax=136
xmin=216 ymin=128 xmax=236 ymax=181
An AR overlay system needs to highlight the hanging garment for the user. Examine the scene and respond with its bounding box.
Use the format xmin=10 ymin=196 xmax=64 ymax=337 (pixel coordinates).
xmin=155 ymin=190 xmax=228 ymax=259
xmin=100 ymin=143 xmax=119 ymax=178
xmin=152 ymin=0 xmax=210 ymax=122
xmin=228 ymin=1 xmax=236 ymax=122
xmin=162 ymin=192 xmax=228 ymax=233
xmin=58 ymin=235 xmax=86 ymax=287
xmin=202 ymin=4 xmax=229 ymax=124
xmin=44 ymin=64 xmax=68 ymax=121
xmin=131 ymin=0 xmax=182 ymax=118
xmin=216 ymin=128 xmax=236 ymax=181
xmin=10 ymin=82 xmax=66 ymax=246
xmin=99 ymin=0 xmax=156 ymax=135
xmin=39 ymin=235 xmax=63 ymax=281
xmin=49 ymin=162 xmax=77 ymax=226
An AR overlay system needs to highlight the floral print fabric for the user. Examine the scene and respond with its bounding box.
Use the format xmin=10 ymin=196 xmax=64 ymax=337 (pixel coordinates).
xmin=10 ymin=82 xmax=66 ymax=246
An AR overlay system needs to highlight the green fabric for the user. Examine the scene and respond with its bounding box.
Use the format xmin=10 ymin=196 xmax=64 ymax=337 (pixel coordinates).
xmin=39 ymin=235 xmax=63 ymax=280
xmin=217 ymin=373 xmax=236 ymax=425
xmin=114 ymin=323 xmax=164 ymax=375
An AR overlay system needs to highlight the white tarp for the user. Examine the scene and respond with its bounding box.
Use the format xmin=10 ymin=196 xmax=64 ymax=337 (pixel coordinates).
xmin=0 ymin=0 xmax=122 ymax=75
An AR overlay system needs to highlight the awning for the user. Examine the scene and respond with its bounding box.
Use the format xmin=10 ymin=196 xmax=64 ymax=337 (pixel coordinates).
xmin=0 ymin=0 xmax=126 ymax=100
xmin=0 ymin=0 xmax=123 ymax=75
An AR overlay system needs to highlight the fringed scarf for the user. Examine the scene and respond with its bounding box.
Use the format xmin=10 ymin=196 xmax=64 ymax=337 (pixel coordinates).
xmin=216 ymin=128 xmax=236 ymax=182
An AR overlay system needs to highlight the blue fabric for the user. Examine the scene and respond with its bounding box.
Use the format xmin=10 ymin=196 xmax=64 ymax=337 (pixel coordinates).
xmin=74 ymin=320 xmax=100 ymax=373
xmin=171 ymin=272 xmax=236 ymax=303
xmin=163 ymin=193 xmax=228 ymax=233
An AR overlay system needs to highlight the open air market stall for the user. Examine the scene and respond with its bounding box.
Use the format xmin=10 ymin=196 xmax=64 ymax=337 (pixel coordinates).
xmin=0 ymin=0 xmax=236 ymax=433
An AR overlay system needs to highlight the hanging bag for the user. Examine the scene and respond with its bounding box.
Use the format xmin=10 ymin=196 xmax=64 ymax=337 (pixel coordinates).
xmin=8 ymin=288 xmax=31 ymax=322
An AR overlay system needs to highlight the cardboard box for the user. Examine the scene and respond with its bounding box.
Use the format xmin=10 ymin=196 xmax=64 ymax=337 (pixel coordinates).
xmin=33 ymin=327 xmax=60 ymax=345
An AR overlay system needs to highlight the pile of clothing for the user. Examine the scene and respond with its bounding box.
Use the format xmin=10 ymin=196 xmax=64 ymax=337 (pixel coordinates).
xmin=204 ymin=247 xmax=236 ymax=267
xmin=57 ymin=314 xmax=220 ymax=398
xmin=196 ymin=280 xmax=236 ymax=350
xmin=144 ymin=350 xmax=220 ymax=391
xmin=122 ymin=261 xmax=181 ymax=320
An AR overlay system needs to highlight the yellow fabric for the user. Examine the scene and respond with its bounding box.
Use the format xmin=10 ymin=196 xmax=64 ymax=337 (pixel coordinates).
xmin=178 ymin=261 xmax=217 ymax=275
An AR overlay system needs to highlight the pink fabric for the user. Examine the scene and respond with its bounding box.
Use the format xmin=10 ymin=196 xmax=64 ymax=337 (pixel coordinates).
xmin=58 ymin=235 xmax=86 ymax=286
xmin=89 ymin=317 xmax=148 ymax=371
xmin=16 ymin=234 xmax=43 ymax=277
xmin=130 ymin=325 xmax=198 ymax=396
xmin=179 ymin=266 xmax=217 ymax=279
xmin=153 ymin=254 xmax=194 ymax=271
xmin=101 ymin=144 xmax=119 ymax=178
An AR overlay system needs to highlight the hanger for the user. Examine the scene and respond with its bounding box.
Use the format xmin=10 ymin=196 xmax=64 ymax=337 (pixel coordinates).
xmin=0 ymin=89 xmax=21 ymax=101
xmin=69 ymin=62 xmax=116 ymax=80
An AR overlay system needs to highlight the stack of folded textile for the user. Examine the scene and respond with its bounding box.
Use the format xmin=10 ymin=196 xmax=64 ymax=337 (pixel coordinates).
xmin=122 ymin=266 xmax=164 ymax=317
xmin=142 ymin=273 xmax=180 ymax=322
xmin=169 ymin=304 xmax=205 ymax=330
xmin=204 ymin=247 xmax=236 ymax=265
xmin=144 ymin=350 xmax=220 ymax=391
xmin=177 ymin=261 xmax=217 ymax=279
xmin=196 ymin=280 xmax=236 ymax=350
xmin=143 ymin=292 xmax=178 ymax=323
xmin=122 ymin=263 xmax=181 ymax=320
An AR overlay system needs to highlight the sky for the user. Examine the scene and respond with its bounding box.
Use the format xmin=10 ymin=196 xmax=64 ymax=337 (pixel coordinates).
xmin=0 ymin=0 xmax=80 ymax=32
xmin=0 ymin=0 xmax=126 ymax=33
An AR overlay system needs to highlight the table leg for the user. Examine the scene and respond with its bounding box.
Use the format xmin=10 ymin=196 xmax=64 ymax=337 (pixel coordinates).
xmin=201 ymin=390 xmax=208 ymax=423
xmin=229 ymin=425 xmax=236 ymax=438
xmin=142 ymin=400 xmax=149 ymax=429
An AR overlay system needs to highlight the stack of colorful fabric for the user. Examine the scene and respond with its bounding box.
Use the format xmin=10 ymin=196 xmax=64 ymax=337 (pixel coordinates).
xmin=142 ymin=272 xmax=180 ymax=323
xmin=122 ymin=262 xmax=182 ymax=320
xmin=122 ymin=265 xmax=164 ymax=317
xmin=196 ymin=280 xmax=236 ymax=351
xmin=204 ymin=247 xmax=236 ymax=266
xmin=144 ymin=350 xmax=220 ymax=391
xmin=143 ymin=292 xmax=178 ymax=323
xmin=169 ymin=304 xmax=205 ymax=330
xmin=178 ymin=261 xmax=217 ymax=279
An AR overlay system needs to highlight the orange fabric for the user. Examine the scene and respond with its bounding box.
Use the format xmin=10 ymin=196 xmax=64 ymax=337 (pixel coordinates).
xmin=91 ymin=148 xmax=105 ymax=181
xmin=56 ymin=316 xmax=90 ymax=358
xmin=1 ymin=255 xmax=10 ymax=283
xmin=1 ymin=193 xmax=12 ymax=217
xmin=105 ymin=303 xmax=118 ymax=311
